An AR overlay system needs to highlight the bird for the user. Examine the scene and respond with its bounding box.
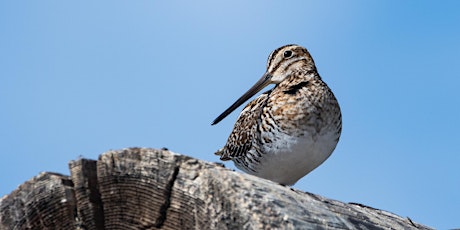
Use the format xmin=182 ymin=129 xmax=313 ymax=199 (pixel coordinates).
xmin=211 ymin=44 xmax=342 ymax=185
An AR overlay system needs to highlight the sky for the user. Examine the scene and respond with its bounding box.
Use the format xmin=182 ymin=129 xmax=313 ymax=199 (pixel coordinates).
xmin=1 ymin=1 xmax=459 ymax=229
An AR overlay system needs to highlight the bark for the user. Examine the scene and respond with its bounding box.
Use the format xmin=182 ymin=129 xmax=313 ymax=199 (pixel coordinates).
xmin=0 ymin=148 xmax=432 ymax=229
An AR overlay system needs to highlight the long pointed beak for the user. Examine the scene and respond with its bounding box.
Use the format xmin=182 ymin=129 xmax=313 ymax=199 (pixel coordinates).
xmin=211 ymin=72 xmax=272 ymax=125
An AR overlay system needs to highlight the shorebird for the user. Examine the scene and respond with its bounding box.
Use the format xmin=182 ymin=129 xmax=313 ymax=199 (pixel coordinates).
xmin=212 ymin=44 xmax=342 ymax=185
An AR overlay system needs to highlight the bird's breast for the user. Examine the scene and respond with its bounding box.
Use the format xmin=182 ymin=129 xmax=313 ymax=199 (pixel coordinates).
xmin=250 ymin=128 xmax=338 ymax=185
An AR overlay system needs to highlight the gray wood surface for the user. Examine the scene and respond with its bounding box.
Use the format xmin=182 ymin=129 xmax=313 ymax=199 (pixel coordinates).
xmin=0 ymin=148 xmax=432 ymax=229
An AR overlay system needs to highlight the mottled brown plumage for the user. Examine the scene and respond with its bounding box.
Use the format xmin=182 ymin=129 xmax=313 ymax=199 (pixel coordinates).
xmin=212 ymin=44 xmax=341 ymax=185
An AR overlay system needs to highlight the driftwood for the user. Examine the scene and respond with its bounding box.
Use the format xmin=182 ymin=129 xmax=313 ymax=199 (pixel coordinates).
xmin=0 ymin=148 xmax=432 ymax=229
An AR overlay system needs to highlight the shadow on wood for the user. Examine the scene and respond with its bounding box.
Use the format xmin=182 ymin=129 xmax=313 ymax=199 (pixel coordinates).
xmin=0 ymin=148 xmax=432 ymax=229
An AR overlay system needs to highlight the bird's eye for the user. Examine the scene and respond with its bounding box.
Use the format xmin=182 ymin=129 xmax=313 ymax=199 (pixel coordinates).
xmin=283 ymin=50 xmax=293 ymax=58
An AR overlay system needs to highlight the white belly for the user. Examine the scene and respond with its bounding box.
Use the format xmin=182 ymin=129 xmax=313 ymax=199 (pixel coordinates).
xmin=236 ymin=130 xmax=338 ymax=185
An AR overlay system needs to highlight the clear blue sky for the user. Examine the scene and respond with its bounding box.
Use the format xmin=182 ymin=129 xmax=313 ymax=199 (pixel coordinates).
xmin=1 ymin=1 xmax=459 ymax=228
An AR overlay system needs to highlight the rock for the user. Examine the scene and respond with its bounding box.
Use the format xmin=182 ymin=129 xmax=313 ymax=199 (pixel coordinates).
xmin=0 ymin=148 xmax=432 ymax=229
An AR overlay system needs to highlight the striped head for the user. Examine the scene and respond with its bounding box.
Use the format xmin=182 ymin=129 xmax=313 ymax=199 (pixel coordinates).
xmin=211 ymin=44 xmax=316 ymax=125
xmin=266 ymin=44 xmax=316 ymax=83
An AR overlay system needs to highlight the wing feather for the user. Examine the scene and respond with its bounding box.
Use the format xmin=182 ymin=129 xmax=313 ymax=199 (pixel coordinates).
xmin=216 ymin=91 xmax=270 ymax=160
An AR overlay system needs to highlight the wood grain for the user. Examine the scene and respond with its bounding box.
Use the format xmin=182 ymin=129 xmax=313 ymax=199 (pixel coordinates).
xmin=0 ymin=148 xmax=432 ymax=229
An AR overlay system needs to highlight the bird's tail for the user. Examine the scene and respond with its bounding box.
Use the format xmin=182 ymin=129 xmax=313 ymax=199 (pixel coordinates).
xmin=214 ymin=148 xmax=231 ymax=161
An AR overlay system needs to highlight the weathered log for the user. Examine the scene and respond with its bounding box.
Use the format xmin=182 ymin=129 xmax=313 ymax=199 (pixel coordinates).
xmin=0 ymin=172 xmax=77 ymax=229
xmin=0 ymin=148 xmax=433 ymax=229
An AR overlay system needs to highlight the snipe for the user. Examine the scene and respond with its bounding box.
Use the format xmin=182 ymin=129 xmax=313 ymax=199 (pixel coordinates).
xmin=212 ymin=44 xmax=342 ymax=185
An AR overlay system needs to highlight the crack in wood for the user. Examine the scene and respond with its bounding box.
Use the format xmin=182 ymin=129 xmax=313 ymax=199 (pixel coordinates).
xmin=407 ymin=217 xmax=418 ymax=228
xmin=154 ymin=165 xmax=180 ymax=228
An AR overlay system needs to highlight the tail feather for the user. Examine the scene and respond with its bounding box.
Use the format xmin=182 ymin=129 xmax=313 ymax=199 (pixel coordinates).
xmin=214 ymin=148 xmax=231 ymax=161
